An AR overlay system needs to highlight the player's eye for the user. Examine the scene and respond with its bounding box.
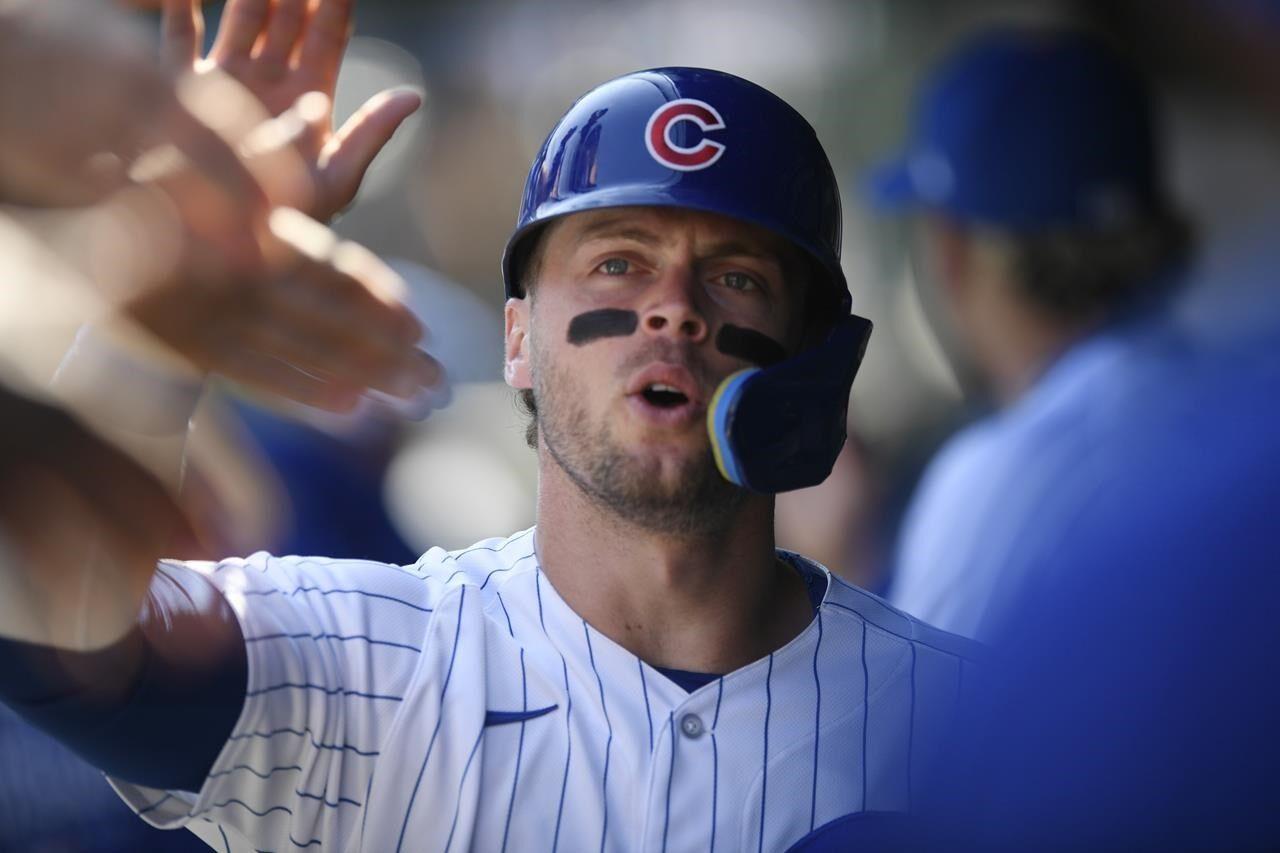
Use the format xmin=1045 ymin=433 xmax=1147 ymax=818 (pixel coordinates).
xmin=596 ymin=258 xmax=630 ymax=276
xmin=718 ymin=271 xmax=761 ymax=292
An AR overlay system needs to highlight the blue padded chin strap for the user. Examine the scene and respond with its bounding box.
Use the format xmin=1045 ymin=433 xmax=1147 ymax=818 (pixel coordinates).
xmin=707 ymin=315 xmax=873 ymax=494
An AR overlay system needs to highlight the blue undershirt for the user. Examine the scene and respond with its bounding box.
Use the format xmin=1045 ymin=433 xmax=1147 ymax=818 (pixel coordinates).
xmin=0 ymin=564 xmax=246 ymax=793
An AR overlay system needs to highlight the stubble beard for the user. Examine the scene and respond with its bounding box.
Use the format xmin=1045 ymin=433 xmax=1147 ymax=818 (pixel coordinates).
xmin=533 ymin=349 xmax=747 ymax=537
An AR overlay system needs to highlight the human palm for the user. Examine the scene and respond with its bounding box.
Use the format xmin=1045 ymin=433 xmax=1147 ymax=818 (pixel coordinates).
xmin=163 ymin=0 xmax=421 ymax=221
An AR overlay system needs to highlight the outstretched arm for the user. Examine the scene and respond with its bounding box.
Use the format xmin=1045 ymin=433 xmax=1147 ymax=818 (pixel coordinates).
xmin=0 ymin=561 xmax=247 ymax=793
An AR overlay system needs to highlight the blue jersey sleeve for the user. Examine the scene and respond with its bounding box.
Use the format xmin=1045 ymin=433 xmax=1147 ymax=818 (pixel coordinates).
xmin=0 ymin=563 xmax=246 ymax=792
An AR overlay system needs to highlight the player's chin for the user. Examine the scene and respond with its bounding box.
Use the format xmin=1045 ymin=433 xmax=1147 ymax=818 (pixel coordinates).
xmin=621 ymin=441 xmax=710 ymax=486
xmin=618 ymin=423 xmax=708 ymax=463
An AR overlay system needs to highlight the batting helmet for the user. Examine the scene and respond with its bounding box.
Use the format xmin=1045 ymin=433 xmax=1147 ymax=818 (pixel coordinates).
xmin=503 ymin=67 xmax=872 ymax=493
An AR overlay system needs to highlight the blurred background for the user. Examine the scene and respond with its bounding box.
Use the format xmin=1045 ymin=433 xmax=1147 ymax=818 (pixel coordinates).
xmin=4 ymin=0 xmax=1278 ymax=849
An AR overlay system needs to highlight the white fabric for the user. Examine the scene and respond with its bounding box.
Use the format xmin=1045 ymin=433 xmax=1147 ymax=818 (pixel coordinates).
xmin=112 ymin=528 xmax=976 ymax=852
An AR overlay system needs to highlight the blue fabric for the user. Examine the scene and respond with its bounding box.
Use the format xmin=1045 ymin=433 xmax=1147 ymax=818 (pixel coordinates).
xmin=483 ymin=706 xmax=558 ymax=727
xmin=865 ymin=27 xmax=1164 ymax=231
xmin=654 ymin=666 xmax=721 ymax=694
xmin=783 ymin=811 xmax=916 ymax=851
xmin=889 ymin=309 xmax=1203 ymax=638
xmin=0 ymin=703 xmax=210 ymax=852
xmin=233 ymin=402 xmax=418 ymax=565
xmin=912 ymin=281 xmax=1280 ymax=845
xmin=0 ymin=564 xmax=246 ymax=793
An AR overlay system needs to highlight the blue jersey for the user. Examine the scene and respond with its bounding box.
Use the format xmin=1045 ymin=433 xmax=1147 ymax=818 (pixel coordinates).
xmin=890 ymin=313 xmax=1201 ymax=638
xmin=909 ymin=234 xmax=1280 ymax=847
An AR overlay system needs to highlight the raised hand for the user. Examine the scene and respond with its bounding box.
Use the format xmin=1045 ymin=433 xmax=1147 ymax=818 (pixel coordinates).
xmin=0 ymin=0 xmax=264 ymax=212
xmin=122 ymin=208 xmax=442 ymax=414
xmin=163 ymin=0 xmax=422 ymax=221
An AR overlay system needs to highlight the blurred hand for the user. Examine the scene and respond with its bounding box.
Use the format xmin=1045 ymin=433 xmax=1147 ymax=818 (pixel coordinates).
xmin=0 ymin=0 xmax=264 ymax=211
xmin=123 ymin=208 xmax=442 ymax=413
xmin=0 ymin=383 xmax=205 ymax=650
xmin=164 ymin=0 xmax=423 ymax=221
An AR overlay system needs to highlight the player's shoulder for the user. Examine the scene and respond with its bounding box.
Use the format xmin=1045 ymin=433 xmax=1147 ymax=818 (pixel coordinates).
xmin=810 ymin=555 xmax=982 ymax=664
xmin=404 ymin=526 xmax=540 ymax=592
xmin=167 ymin=528 xmax=538 ymax=611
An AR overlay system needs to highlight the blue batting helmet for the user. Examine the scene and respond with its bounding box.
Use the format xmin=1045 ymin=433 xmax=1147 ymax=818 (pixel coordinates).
xmin=501 ymin=67 xmax=849 ymax=315
xmin=503 ymin=67 xmax=872 ymax=494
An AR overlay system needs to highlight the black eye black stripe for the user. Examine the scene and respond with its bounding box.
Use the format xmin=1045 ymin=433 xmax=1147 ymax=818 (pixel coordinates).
xmin=567 ymin=309 xmax=639 ymax=345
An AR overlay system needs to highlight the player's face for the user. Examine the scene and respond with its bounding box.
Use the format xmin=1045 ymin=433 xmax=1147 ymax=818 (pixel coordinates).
xmin=505 ymin=206 xmax=806 ymax=533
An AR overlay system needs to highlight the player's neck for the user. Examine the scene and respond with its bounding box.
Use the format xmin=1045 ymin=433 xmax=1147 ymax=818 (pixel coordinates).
xmin=533 ymin=460 xmax=815 ymax=674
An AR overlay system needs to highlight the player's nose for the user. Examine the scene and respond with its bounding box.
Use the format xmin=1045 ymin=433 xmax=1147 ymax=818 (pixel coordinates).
xmin=639 ymin=265 xmax=709 ymax=344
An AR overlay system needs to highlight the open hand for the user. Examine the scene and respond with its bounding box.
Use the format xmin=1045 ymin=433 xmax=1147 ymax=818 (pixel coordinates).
xmin=123 ymin=208 xmax=443 ymax=414
xmin=0 ymin=0 xmax=265 ymax=211
xmin=163 ymin=0 xmax=422 ymax=221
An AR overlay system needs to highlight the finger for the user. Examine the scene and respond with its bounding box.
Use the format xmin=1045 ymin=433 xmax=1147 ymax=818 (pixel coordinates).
xmin=157 ymin=104 xmax=271 ymax=269
xmin=237 ymin=96 xmax=319 ymax=211
xmin=330 ymin=240 xmax=417 ymax=327
xmin=317 ymin=88 xmax=422 ymax=217
xmin=264 ymin=210 xmax=420 ymax=347
xmin=240 ymin=316 xmax=433 ymax=399
xmin=252 ymin=263 xmax=439 ymax=398
xmin=298 ymin=0 xmax=355 ymax=85
xmin=161 ymin=0 xmax=204 ymax=69
xmin=261 ymin=260 xmax=425 ymax=366
xmin=218 ymin=349 xmax=363 ymax=412
xmin=164 ymin=90 xmax=268 ymax=207
xmin=306 ymin=242 xmax=422 ymax=343
xmin=210 ymin=0 xmax=269 ymax=61
xmin=257 ymin=0 xmax=309 ymax=64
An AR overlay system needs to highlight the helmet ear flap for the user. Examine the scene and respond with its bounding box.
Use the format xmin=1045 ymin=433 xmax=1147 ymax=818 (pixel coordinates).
xmin=709 ymin=315 xmax=874 ymax=493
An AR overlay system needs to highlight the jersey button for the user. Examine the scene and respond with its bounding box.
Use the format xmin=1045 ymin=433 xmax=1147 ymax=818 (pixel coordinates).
xmin=680 ymin=713 xmax=704 ymax=739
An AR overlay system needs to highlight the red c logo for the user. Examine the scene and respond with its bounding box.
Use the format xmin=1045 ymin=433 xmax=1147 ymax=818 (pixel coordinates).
xmin=645 ymin=99 xmax=727 ymax=172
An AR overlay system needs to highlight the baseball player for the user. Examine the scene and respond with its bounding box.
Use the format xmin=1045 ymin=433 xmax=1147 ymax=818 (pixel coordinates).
xmin=868 ymin=28 xmax=1194 ymax=639
xmin=0 ymin=32 xmax=978 ymax=853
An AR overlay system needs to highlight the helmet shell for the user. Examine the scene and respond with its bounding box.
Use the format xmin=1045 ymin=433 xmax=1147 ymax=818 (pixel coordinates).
xmin=502 ymin=67 xmax=848 ymax=315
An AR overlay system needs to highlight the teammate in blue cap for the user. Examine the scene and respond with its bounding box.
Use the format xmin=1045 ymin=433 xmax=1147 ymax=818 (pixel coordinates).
xmin=866 ymin=13 xmax=1280 ymax=848
xmin=0 ymin=37 xmax=977 ymax=852
xmin=866 ymin=26 xmax=1195 ymax=638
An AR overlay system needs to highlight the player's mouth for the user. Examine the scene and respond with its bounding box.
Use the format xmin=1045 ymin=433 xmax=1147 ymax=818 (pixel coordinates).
xmin=625 ymin=364 xmax=704 ymax=427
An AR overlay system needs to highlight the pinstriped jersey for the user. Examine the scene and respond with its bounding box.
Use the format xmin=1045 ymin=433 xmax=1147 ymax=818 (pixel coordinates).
xmin=110 ymin=527 xmax=977 ymax=852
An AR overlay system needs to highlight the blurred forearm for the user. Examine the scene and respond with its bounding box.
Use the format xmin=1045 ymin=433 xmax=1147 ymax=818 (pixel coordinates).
xmin=52 ymin=322 xmax=205 ymax=491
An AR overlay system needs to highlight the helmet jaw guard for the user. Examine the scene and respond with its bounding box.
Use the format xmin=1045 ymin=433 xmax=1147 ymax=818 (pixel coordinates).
xmin=709 ymin=315 xmax=873 ymax=494
xmin=504 ymin=67 xmax=872 ymax=493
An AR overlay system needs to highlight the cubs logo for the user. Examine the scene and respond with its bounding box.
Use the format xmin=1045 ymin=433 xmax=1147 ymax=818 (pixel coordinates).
xmin=644 ymin=98 xmax=727 ymax=171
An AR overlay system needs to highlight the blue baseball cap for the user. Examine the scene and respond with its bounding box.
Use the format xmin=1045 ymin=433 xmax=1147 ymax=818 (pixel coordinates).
xmin=865 ymin=27 xmax=1166 ymax=232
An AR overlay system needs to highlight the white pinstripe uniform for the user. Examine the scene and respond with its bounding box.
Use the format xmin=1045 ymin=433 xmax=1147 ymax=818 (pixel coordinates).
xmin=112 ymin=527 xmax=976 ymax=852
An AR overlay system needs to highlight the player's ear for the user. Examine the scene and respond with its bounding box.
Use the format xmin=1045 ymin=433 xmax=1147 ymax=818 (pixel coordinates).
xmin=504 ymin=297 xmax=532 ymax=390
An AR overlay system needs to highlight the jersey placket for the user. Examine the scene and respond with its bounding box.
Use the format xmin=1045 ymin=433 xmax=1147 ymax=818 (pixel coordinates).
xmin=639 ymin=673 xmax=731 ymax=852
